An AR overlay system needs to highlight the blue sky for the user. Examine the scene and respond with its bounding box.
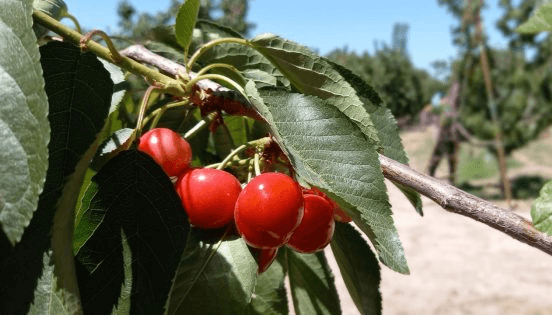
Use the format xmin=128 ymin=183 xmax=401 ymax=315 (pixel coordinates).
xmin=64 ymin=0 xmax=510 ymax=73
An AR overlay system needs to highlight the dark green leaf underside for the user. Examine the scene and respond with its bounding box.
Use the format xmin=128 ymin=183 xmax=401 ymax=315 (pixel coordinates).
xmin=287 ymin=249 xmax=341 ymax=315
xmin=75 ymin=150 xmax=188 ymax=315
xmin=331 ymin=223 xmax=382 ymax=315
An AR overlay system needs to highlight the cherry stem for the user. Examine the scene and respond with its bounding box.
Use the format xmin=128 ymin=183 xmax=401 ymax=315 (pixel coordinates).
xmin=195 ymin=63 xmax=243 ymax=79
xmin=79 ymin=29 xmax=123 ymax=63
xmin=183 ymin=112 xmax=218 ymax=139
xmin=184 ymin=74 xmax=246 ymax=98
xmin=33 ymin=10 xmax=187 ymax=97
xmin=247 ymin=159 xmax=254 ymax=182
xmin=186 ymin=37 xmax=250 ymax=72
xmin=134 ymin=84 xmax=163 ymax=140
xmin=254 ymin=153 xmax=261 ymax=176
xmin=146 ymin=100 xmax=191 ymax=129
xmin=217 ymin=144 xmax=248 ymax=170
xmin=62 ymin=13 xmax=81 ymax=33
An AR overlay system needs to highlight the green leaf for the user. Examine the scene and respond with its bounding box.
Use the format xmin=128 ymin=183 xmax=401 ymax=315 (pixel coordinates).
xmin=175 ymin=0 xmax=201 ymax=52
xmin=197 ymin=41 xmax=290 ymax=88
xmin=328 ymin=61 xmax=423 ymax=215
xmin=189 ymin=19 xmax=245 ymax=52
xmin=165 ymin=232 xmax=258 ymax=315
xmin=247 ymin=251 xmax=288 ymax=315
xmin=1 ymin=40 xmax=113 ymax=313
xmin=32 ymin=0 xmax=68 ymax=37
xmin=531 ymin=180 xmax=552 ymax=235
xmin=99 ymin=59 xmax=127 ymax=114
xmin=213 ymin=115 xmax=256 ymax=158
xmin=330 ymin=223 xmax=382 ymax=315
xmin=516 ymin=3 xmax=552 ymax=34
xmin=250 ymin=33 xmax=380 ymax=146
xmin=111 ymin=230 xmax=133 ymax=315
xmin=28 ymin=250 xmax=71 ymax=315
xmin=246 ymin=83 xmax=409 ymax=274
xmin=75 ymin=150 xmax=189 ymax=315
xmin=286 ymin=249 xmax=341 ymax=315
xmin=0 ymin=0 xmax=50 ymax=245
xmin=90 ymin=128 xmax=133 ymax=172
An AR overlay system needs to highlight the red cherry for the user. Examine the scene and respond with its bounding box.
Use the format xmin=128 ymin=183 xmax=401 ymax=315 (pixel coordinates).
xmin=176 ymin=168 xmax=241 ymax=229
xmin=333 ymin=204 xmax=352 ymax=223
xmin=253 ymin=247 xmax=279 ymax=274
xmin=138 ymin=128 xmax=192 ymax=177
xmin=234 ymin=173 xmax=304 ymax=249
xmin=302 ymin=186 xmax=352 ymax=223
xmin=287 ymin=194 xmax=335 ymax=253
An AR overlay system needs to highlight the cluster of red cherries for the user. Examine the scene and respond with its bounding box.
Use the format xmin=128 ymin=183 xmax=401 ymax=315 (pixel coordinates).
xmin=138 ymin=128 xmax=352 ymax=273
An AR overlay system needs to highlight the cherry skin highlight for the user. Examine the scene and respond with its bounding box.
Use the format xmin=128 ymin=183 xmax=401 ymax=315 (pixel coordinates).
xmin=234 ymin=172 xmax=304 ymax=249
xmin=176 ymin=168 xmax=241 ymax=229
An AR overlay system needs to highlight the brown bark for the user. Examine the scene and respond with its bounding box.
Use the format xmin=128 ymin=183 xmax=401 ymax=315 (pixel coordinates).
xmin=381 ymin=154 xmax=552 ymax=256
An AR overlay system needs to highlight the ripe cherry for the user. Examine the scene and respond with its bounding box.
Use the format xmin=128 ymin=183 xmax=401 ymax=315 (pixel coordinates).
xmin=287 ymin=194 xmax=335 ymax=253
xmin=176 ymin=168 xmax=241 ymax=229
xmin=333 ymin=204 xmax=353 ymax=223
xmin=234 ymin=172 xmax=304 ymax=249
xmin=138 ymin=128 xmax=192 ymax=177
xmin=252 ymin=247 xmax=279 ymax=274
xmin=302 ymin=186 xmax=352 ymax=223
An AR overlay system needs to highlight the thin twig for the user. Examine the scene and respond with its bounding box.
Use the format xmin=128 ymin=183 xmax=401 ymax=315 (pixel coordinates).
xmin=379 ymin=154 xmax=552 ymax=256
xmin=119 ymin=44 xmax=252 ymax=105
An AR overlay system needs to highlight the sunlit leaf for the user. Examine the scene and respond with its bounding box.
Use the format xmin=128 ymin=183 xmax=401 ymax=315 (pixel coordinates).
xmin=0 ymin=0 xmax=50 ymax=245
xmin=1 ymin=41 xmax=113 ymax=314
xmin=28 ymin=250 xmax=71 ymax=315
xmin=328 ymin=61 xmax=422 ymax=215
xmin=175 ymin=0 xmax=201 ymax=52
xmin=246 ymin=83 xmax=409 ymax=274
xmin=531 ymin=180 xmax=552 ymax=235
xmin=516 ymin=3 xmax=552 ymax=34
xmin=198 ymin=41 xmax=290 ymax=88
xmin=165 ymin=232 xmax=257 ymax=315
xmin=250 ymin=33 xmax=380 ymax=146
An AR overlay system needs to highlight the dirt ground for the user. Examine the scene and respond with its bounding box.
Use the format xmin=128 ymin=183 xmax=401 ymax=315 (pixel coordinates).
xmin=323 ymin=126 xmax=552 ymax=315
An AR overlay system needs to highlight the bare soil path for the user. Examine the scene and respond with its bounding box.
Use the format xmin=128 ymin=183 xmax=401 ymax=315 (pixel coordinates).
xmin=324 ymin=126 xmax=552 ymax=315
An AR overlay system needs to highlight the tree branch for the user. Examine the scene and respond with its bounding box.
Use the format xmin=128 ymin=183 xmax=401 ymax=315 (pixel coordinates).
xmin=120 ymin=44 xmax=250 ymax=104
xmin=79 ymin=42 xmax=552 ymax=257
xmin=379 ymin=154 xmax=552 ymax=256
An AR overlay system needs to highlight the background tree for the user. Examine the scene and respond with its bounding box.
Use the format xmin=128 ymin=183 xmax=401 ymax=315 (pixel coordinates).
xmin=117 ymin=0 xmax=255 ymax=39
xmin=326 ymin=23 xmax=446 ymax=120
xmin=435 ymin=0 xmax=552 ymax=199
